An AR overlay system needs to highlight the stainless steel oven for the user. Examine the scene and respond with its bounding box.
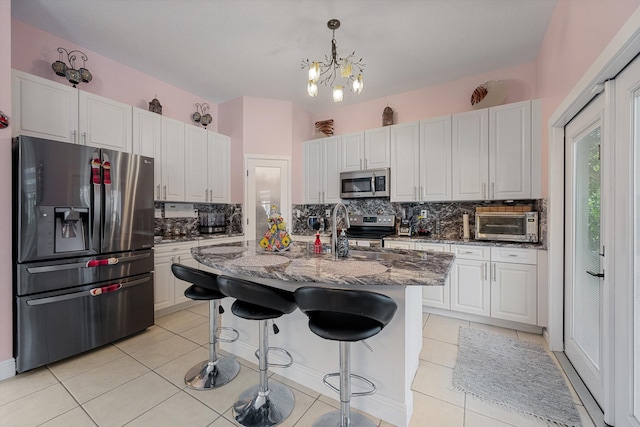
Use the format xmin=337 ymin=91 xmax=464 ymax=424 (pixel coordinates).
xmin=340 ymin=168 xmax=390 ymax=199
xmin=346 ymin=214 xmax=396 ymax=247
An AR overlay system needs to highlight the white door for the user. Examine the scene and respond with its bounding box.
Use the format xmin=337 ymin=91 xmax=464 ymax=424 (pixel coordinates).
xmin=245 ymin=157 xmax=290 ymax=242
xmin=613 ymin=54 xmax=640 ymax=427
xmin=564 ymin=94 xmax=606 ymax=407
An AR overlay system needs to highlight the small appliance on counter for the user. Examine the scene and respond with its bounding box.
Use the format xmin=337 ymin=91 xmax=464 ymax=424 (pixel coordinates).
xmin=199 ymin=212 xmax=226 ymax=234
xmin=397 ymin=218 xmax=412 ymax=237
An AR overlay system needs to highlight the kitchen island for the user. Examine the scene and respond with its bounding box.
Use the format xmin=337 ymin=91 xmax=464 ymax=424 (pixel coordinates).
xmin=191 ymin=241 xmax=455 ymax=427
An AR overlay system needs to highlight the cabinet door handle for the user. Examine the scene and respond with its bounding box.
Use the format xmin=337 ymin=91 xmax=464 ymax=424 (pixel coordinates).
xmin=163 ymin=185 xmax=167 ymax=199
xmin=360 ymin=159 xmax=363 ymax=170
xmin=421 ymin=186 xmax=424 ymax=200
xmin=491 ymin=182 xmax=495 ymax=199
xmin=72 ymin=130 xmax=77 ymax=143
xmin=483 ymin=262 xmax=487 ymax=281
xmin=414 ymin=186 xmax=417 ymax=200
xmin=82 ymin=132 xmax=87 ymax=145
xmin=156 ymin=185 xmax=160 ymax=199
xmin=318 ymin=191 xmax=321 ymax=202
xmin=364 ymin=158 xmax=367 ymax=169
xmin=210 ymin=189 xmax=213 ymax=201
xmin=492 ymin=263 xmax=496 ymax=281
xmin=322 ymin=191 xmax=325 ymax=203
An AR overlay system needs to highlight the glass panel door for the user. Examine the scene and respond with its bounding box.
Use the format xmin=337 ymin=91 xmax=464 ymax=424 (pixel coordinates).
xmin=565 ymin=94 xmax=605 ymax=406
xmin=246 ymin=158 xmax=290 ymax=242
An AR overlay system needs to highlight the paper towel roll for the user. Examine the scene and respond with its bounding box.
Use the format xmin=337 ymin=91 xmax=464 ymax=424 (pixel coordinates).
xmin=463 ymin=213 xmax=470 ymax=240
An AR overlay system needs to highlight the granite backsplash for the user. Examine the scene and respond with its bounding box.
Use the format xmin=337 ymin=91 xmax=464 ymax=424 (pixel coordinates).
xmin=291 ymin=199 xmax=547 ymax=247
xmin=154 ymin=202 xmax=243 ymax=237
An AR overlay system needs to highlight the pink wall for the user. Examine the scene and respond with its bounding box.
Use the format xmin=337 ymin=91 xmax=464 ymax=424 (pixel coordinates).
xmin=242 ymin=97 xmax=293 ymax=156
xmin=11 ymin=19 xmax=219 ymax=131
xmin=291 ymin=104 xmax=314 ymax=203
xmin=535 ymin=0 xmax=640 ymax=195
xmin=0 ymin=0 xmax=13 ymax=370
xmin=312 ymin=62 xmax=537 ymax=135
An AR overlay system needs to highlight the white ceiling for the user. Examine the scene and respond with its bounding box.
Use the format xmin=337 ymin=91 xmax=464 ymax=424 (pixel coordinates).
xmin=12 ymin=0 xmax=557 ymax=113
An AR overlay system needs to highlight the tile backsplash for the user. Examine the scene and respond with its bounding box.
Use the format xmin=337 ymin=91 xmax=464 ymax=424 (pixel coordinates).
xmin=154 ymin=202 xmax=243 ymax=237
xmin=291 ymin=199 xmax=547 ymax=246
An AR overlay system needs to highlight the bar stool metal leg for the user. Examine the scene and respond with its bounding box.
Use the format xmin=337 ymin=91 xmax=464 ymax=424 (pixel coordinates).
xmin=314 ymin=342 xmax=377 ymax=427
xmin=232 ymin=319 xmax=295 ymax=427
xmin=185 ymin=299 xmax=240 ymax=390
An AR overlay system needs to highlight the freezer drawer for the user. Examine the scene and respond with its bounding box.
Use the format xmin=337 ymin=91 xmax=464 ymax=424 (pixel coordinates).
xmin=16 ymin=249 xmax=153 ymax=296
xmin=15 ymin=273 xmax=154 ymax=372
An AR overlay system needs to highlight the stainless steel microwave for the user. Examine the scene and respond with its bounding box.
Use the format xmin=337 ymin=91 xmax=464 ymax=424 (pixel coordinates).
xmin=475 ymin=211 xmax=539 ymax=243
xmin=340 ymin=168 xmax=390 ymax=198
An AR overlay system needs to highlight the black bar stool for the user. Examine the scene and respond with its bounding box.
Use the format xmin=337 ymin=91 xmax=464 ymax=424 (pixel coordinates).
xmin=294 ymin=287 xmax=397 ymax=427
xmin=217 ymin=276 xmax=298 ymax=427
xmin=171 ymin=264 xmax=240 ymax=390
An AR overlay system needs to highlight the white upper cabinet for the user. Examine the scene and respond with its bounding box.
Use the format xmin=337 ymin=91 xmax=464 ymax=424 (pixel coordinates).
xmin=304 ymin=136 xmax=341 ymax=204
xmin=452 ymin=100 xmax=539 ymax=201
xmin=390 ymin=121 xmax=420 ymax=202
xmin=12 ymin=70 xmax=132 ymax=151
xmin=420 ymin=116 xmax=452 ymax=201
xmin=452 ymin=109 xmax=489 ymax=200
xmin=160 ymin=117 xmax=186 ymax=202
xmin=207 ymin=131 xmax=231 ymax=203
xmin=132 ymin=107 xmax=161 ymax=158
xmin=78 ymin=91 xmax=132 ymax=151
xmin=184 ymin=125 xmax=209 ymax=203
xmin=489 ymin=100 xmax=532 ymax=200
xmin=390 ymin=118 xmax=452 ymax=203
xmin=341 ymin=127 xmax=390 ymax=171
xmin=12 ymin=70 xmax=79 ymax=143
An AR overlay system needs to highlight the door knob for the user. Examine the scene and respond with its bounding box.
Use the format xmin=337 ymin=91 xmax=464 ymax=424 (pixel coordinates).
xmin=586 ymin=270 xmax=605 ymax=278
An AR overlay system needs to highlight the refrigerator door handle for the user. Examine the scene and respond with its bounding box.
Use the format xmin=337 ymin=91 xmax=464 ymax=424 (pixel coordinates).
xmin=26 ymin=276 xmax=151 ymax=306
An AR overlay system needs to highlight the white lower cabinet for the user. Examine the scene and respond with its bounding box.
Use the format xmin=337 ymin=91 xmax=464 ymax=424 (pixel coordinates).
xmin=489 ymin=247 xmax=537 ymax=324
xmin=154 ymin=242 xmax=198 ymax=311
xmin=383 ymin=239 xmax=540 ymax=326
xmin=450 ymin=245 xmax=491 ymax=317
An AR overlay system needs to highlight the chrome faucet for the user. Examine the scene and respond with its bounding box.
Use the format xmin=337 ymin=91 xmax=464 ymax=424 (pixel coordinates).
xmin=332 ymin=203 xmax=350 ymax=260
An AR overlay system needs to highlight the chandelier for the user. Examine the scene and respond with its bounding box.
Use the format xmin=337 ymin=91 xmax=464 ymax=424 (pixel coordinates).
xmin=51 ymin=47 xmax=92 ymax=88
xmin=302 ymin=19 xmax=365 ymax=102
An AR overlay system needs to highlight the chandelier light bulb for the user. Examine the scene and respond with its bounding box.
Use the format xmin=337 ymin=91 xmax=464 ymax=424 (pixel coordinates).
xmin=308 ymin=80 xmax=318 ymax=97
xmin=353 ymin=74 xmax=364 ymax=94
xmin=308 ymin=62 xmax=320 ymax=83
xmin=333 ymin=85 xmax=344 ymax=102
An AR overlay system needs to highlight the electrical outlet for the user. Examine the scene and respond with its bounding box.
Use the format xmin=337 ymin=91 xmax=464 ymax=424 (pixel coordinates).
xmin=325 ymin=209 xmax=331 ymax=218
xmin=420 ymin=209 xmax=427 ymax=218
xmin=296 ymin=209 xmax=301 ymax=218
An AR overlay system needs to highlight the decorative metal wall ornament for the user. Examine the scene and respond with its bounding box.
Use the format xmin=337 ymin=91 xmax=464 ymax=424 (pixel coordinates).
xmin=302 ymin=19 xmax=365 ymax=102
xmin=149 ymin=97 xmax=162 ymax=115
xmin=192 ymin=103 xmax=212 ymax=127
xmin=51 ymin=47 xmax=92 ymax=87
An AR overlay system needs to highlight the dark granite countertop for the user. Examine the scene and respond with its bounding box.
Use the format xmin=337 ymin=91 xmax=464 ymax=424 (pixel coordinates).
xmin=192 ymin=240 xmax=455 ymax=287
xmin=154 ymin=233 xmax=245 ymax=245
xmin=383 ymin=234 xmax=546 ymax=250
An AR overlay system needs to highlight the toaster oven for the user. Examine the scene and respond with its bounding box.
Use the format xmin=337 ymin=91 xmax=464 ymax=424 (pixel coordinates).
xmin=475 ymin=211 xmax=538 ymax=243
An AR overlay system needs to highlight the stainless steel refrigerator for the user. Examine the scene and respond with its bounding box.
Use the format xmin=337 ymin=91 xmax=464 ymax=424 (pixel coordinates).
xmin=13 ymin=135 xmax=155 ymax=372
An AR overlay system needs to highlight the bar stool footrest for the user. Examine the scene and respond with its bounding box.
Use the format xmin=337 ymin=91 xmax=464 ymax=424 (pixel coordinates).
xmin=217 ymin=326 xmax=240 ymax=343
xmin=322 ymin=372 xmax=377 ymax=396
xmin=311 ymin=410 xmax=378 ymax=427
xmin=254 ymin=346 xmax=294 ymax=368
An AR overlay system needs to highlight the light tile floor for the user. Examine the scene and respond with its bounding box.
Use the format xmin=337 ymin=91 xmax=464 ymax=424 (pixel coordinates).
xmin=0 ymin=306 xmax=595 ymax=427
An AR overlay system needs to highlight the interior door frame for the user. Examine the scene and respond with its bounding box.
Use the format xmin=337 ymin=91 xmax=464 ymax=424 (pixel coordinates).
xmin=244 ymin=154 xmax=291 ymax=242
xmin=548 ymin=9 xmax=640 ymax=425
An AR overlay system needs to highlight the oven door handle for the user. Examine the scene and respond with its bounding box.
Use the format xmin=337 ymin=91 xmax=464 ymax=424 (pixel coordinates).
xmin=26 ymin=276 xmax=151 ymax=306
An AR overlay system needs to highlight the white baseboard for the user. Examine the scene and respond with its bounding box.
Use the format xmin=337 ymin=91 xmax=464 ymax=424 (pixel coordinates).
xmin=221 ymin=340 xmax=411 ymax=426
xmin=0 ymin=358 xmax=16 ymax=381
